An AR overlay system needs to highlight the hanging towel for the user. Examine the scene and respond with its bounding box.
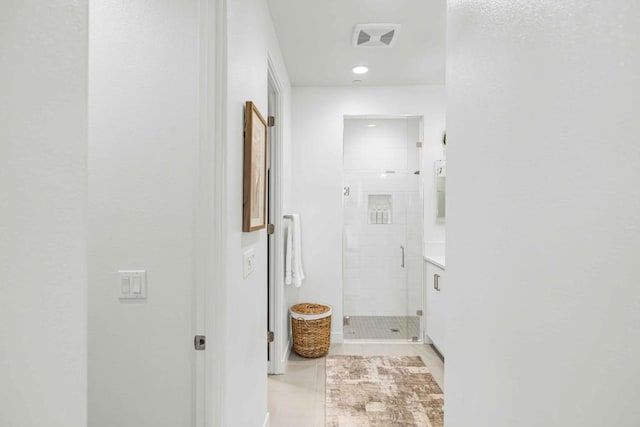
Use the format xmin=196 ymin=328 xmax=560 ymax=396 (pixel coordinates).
xmin=285 ymin=221 xmax=293 ymax=285
xmin=284 ymin=214 xmax=305 ymax=287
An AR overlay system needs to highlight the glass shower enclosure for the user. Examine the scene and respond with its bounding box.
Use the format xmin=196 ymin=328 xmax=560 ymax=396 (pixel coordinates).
xmin=342 ymin=116 xmax=424 ymax=342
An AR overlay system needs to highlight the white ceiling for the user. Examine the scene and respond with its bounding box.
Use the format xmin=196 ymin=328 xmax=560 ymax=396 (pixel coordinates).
xmin=267 ymin=0 xmax=446 ymax=87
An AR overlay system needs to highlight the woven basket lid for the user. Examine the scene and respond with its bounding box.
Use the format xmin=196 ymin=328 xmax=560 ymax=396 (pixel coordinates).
xmin=290 ymin=303 xmax=331 ymax=315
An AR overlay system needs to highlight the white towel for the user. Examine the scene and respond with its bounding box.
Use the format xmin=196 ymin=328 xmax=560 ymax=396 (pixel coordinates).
xmin=284 ymin=214 xmax=305 ymax=287
xmin=285 ymin=222 xmax=293 ymax=285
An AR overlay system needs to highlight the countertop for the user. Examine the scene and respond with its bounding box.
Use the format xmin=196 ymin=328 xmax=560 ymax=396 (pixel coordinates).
xmin=424 ymin=255 xmax=445 ymax=269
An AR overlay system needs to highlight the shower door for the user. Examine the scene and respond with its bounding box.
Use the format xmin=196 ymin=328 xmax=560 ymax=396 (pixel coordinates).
xmin=342 ymin=117 xmax=423 ymax=341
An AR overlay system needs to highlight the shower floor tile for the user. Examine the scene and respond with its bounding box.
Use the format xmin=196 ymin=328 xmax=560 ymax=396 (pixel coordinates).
xmin=343 ymin=315 xmax=420 ymax=340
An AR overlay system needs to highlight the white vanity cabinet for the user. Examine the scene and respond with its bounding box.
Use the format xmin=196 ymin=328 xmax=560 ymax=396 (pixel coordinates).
xmin=424 ymin=257 xmax=445 ymax=356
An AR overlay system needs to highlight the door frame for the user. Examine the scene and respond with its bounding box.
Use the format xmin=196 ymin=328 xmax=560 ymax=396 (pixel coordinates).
xmin=196 ymin=0 xmax=226 ymax=426
xmin=267 ymin=56 xmax=287 ymax=374
xmin=341 ymin=114 xmax=425 ymax=343
xmin=196 ymin=3 xmax=287 ymax=423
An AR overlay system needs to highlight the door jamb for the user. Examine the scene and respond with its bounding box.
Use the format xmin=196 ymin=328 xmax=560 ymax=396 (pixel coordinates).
xmin=267 ymin=56 xmax=286 ymax=374
xmin=196 ymin=0 xmax=226 ymax=426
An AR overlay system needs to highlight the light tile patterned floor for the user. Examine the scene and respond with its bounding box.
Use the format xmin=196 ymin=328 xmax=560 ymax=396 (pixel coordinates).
xmin=267 ymin=343 xmax=444 ymax=427
xmin=343 ymin=315 xmax=421 ymax=340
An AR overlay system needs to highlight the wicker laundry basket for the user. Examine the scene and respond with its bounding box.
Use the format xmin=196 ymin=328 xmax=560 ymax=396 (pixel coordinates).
xmin=290 ymin=303 xmax=332 ymax=358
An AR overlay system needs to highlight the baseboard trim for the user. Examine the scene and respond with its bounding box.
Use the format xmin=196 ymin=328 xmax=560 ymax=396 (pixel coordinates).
xmin=282 ymin=339 xmax=292 ymax=367
xmin=423 ymin=332 xmax=433 ymax=345
xmin=263 ymin=412 xmax=270 ymax=427
xmin=430 ymin=344 xmax=445 ymax=362
xmin=331 ymin=332 xmax=344 ymax=344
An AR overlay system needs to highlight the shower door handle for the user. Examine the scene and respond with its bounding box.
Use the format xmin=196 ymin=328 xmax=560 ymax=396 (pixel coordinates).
xmin=400 ymin=245 xmax=405 ymax=268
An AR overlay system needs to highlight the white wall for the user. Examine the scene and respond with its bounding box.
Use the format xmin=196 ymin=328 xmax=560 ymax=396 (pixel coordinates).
xmin=223 ymin=0 xmax=292 ymax=423
xmin=223 ymin=3 xmax=268 ymax=422
xmin=0 ymin=1 xmax=88 ymax=426
xmin=89 ymin=1 xmax=291 ymax=425
xmin=423 ymin=126 xmax=446 ymax=257
xmin=292 ymin=86 xmax=445 ymax=340
xmin=446 ymin=1 xmax=640 ymax=426
xmin=88 ymin=2 xmax=199 ymax=426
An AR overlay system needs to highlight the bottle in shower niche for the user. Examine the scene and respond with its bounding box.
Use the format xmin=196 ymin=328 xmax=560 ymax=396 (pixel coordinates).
xmin=376 ymin=208 xmax=382 ymax=224
xmin=382 ymin=209 xmax=389 ymax=224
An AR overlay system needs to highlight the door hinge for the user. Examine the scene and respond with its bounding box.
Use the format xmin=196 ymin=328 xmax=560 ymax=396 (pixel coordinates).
xmin=194 ymin=335 xmax=206 ymax=350
xmin=267 ymin=224 xmax=275 ymax=235
xmin=268 ymin=116 xmax=276 ymax=127
xmin=416 ymin=310 xmax=423 ymax=317
xmin=416 ymin=141 xmax=423 ymax=148
xmin=267 ymin=331 xmax=275 ymax=343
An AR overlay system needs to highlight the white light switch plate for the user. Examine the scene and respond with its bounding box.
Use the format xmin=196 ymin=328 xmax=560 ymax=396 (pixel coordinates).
xmin=118 ymin=270 xmax=147 ymax=299
xmin=243 ymin=249 xmax=255 ymax=278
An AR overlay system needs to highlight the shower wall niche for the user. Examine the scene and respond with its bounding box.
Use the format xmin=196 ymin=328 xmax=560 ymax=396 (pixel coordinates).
xmin=342 ymin=117 xmax=423 ymax=341
xmin=368 ymin=194 xmax=392 ymax=224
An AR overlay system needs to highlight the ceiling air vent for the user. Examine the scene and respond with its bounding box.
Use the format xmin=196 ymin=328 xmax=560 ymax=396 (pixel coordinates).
xmin=353 ymin=24 xmax=401 ymax=48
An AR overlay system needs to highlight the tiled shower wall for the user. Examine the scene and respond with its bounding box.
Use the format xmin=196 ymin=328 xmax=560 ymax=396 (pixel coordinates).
xmin=343 ymin=118 xmax=423 ymax=317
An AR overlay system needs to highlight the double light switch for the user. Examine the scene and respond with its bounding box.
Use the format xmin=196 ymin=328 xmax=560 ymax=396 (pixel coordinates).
xmin=118 ymin=270 xmax=147 ymax=299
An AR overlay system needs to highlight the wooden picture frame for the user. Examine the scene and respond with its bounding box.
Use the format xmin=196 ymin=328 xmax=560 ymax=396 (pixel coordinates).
xmin=243 ymin=101 xmax=268 ymax=232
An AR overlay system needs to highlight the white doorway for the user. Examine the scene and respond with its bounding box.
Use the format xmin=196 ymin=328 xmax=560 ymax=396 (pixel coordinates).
xmin=341 ymin=116 xmax=425 ymax=343
xmin=267 ymin=58 xmax=287 ymax=374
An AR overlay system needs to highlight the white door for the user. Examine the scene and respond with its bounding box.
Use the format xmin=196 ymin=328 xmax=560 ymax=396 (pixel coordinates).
xmin=267 ymin=62 xmax=286 ymax=374
xmin=88 ymin=1 xmax=207 ymax=425
xmin=342 ymin=117 xmax=424 ymax=341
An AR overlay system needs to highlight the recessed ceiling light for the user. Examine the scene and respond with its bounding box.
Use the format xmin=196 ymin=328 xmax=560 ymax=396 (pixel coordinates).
xmin=352 ymin=66 xmax=369 ymax=75
xmin=368 ymin=124 xmax=377 ymax=127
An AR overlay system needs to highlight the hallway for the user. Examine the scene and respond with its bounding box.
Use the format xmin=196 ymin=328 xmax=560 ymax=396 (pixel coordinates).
xmin=268 ymin=343 xmax=444 ymax=426
xmin=3 ymin=1 xmax=640 ymax=426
